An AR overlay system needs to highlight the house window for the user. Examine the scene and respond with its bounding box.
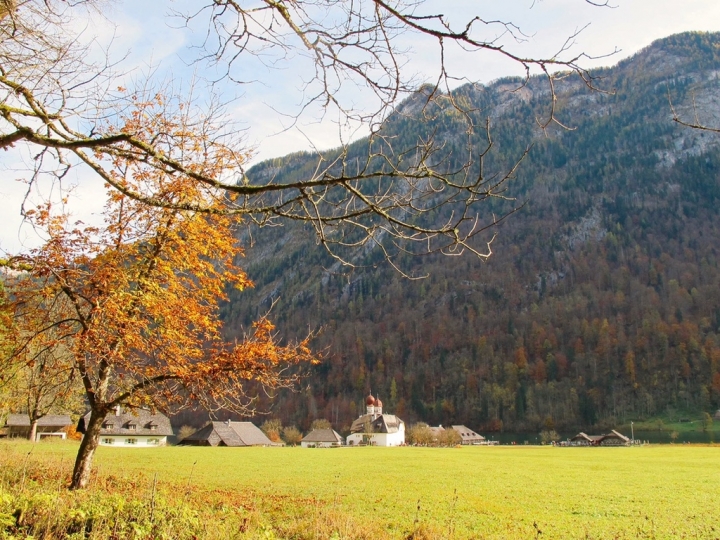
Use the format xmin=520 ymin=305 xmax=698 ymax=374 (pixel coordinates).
xmin=149 ymin=425 xmax=157 ymax=431
xmin=125 ymin=438 xmax=137 ymax=445
xmin=127 ymin=423 xmax=137 ymax=430
xmin=147 ymin=438 xmax=159 ymax=445
xmin=103 ymin=423 xmax=114 ymax=429
xmin=102 ymin=438 xmax=114 ymax=445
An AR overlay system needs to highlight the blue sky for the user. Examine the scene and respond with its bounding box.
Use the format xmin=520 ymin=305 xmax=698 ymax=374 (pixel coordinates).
xmin=2 ymin=0 xmax=720 ymax=252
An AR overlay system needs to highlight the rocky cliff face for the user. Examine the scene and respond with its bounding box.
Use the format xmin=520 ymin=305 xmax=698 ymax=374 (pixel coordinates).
xmin=219 ymin=32 xmax=720 ymax=433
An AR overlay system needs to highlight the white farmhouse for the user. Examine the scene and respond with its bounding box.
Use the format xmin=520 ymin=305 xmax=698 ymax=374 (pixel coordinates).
xmin=78 ymin=407 xmax=172 ymax=447
xmin=346 ymin=394 xmax=405 ymax=446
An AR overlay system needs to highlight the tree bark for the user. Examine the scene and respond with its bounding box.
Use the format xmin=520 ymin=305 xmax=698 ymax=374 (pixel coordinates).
xmin=28 ymin=420 xmax=38 ymax=442
xmin=70 ymin=408 xmax=105 ymax=490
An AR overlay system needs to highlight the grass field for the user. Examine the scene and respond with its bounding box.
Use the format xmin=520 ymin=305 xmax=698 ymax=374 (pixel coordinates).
xmin=2 ymin=441 xmax=719 ymax=539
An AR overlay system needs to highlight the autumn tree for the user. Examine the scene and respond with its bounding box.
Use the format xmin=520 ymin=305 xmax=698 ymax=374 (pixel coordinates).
xmin=406 ymin=422 xmax=434 ymax=446
xmin=2 ymin=274 xmax=84 ymax=442
xmin=310 ymin=418 xmax=332 ymax=430
xmin=0 ymin=281 xmax=14 ymax=418
xmin=437 ymin=427 xmax=462 ymax=447
xmin=4 ymin=330 xmax=82 ymax=442
xmin=3 ymin=94 xmax=317 ymax=489
xmin=282 ymin=425 xmax=303 ymax=446
xmin=260 ymin=418 xmax=283 ymax=443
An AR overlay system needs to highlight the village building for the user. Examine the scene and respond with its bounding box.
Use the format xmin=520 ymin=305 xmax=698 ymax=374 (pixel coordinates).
xmin=301 ymin=428 xmax=344 ymax=448
xmin=569 ymin=432 xmax=601 ymax=446
xmin=179 ymin=420 xmax=276 ymax=447
xmin=78 ymin=407 xmax=172 ymax=447
xmin=3 ymin=414 xmax=73 ymax=441
xmin=570 ymin=430 xmax=630 ymax=446
xmin=599 ymin=430 xmax=631 ymax=446
xmin=346 ymin=394 xmax=405 ymax=446
xmin=450 ymin=425 xmax=486 ymax=445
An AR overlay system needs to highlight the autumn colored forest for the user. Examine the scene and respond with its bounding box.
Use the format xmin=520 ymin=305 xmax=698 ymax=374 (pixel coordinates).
xmin=191 ymin=32 xmax=720 ymax=435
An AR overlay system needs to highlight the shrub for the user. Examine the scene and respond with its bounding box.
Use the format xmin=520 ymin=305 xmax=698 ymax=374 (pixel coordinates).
xmin=177 ymin=425 xmax=197 ymax=441
xmin=261 ymin=419 xmax=283 ymax=443
xmin=540 ymin=430 xmax=560 ymax=444
xmin=282 ymin=426 xmax=303 ymax=446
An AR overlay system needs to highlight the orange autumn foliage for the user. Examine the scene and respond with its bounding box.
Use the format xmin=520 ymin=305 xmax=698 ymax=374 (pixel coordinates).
xmin=5 ymin=96 xmax=318 ymax=488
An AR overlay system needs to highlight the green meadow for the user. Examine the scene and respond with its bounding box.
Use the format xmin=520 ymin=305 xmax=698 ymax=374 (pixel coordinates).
xmin=1 ymin=441 xmax=719 ymax=539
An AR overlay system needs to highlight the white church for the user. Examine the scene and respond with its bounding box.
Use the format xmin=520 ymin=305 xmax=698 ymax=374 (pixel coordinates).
xmin=346 ymin=393 xmax=405 ymax=446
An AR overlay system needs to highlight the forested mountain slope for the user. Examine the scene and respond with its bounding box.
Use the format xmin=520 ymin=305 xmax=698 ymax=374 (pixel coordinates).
xmin=219 ymin=32 xmax=720 ymax=433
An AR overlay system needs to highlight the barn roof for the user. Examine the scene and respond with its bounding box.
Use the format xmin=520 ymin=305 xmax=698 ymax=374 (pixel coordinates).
xmin=5 ymin=414 xmax=73 ymax=428
xmin=606 ymin=430 xmax=630 ymax=442
xmin=302 ymin=428 xmax=343 ymax=443
xmin=181 ymin=421 xmax=276 ymax=446
xmin=571 ymin=430 xmax=630 ymax=444
xmin=570 ymin=432 xmax=597 ymax=442
xmin=451 ymin=425 xmax=485 ymax=441
xmin=78 ymin=409 xmax=172 ymax=436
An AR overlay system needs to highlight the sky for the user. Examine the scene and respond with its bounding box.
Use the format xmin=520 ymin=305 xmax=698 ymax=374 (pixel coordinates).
xmin=2 ymin=0 xmax=720 ymax=253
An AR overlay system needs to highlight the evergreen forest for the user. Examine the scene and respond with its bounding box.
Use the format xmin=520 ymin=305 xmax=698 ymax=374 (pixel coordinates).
xmin=209 ymin=32 xmax=720 ymax=434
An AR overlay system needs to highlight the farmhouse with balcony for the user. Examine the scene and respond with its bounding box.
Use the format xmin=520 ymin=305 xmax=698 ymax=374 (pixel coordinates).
xmin=78 ymin=407 xmax=172 ymax=447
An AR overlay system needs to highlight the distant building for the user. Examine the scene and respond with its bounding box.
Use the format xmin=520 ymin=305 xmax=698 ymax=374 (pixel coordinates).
xmin=570 ymin=430 xmax=630 ymax=446
xmin=428 ymin=426 xmax=445 ymax=440
xmin=450 ymin=425 xmax=486 ymax=445
xmin=301 ymin=428 xmax=344 ymax=448
xmin=78 ymin=407 xmax=172 ymax=447
xmin=179 ymin=420 xmax=276 ymax=447
xmin=599 ymin=430 xmax=631 ymax=446
xmin=346 ymin=394 xmax=405 ymax=447
xmin=569 ymin=432 xmax=601 ymax=446
xmin=4 ymin=414 xmax=73 ymax=441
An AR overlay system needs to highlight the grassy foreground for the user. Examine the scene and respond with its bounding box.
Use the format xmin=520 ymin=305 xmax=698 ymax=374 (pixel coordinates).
xmin=1 ymin=441 xmax=719 ymax=539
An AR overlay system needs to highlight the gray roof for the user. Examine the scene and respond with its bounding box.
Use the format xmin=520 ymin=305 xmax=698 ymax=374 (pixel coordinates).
xmin=6 ymin=414 xmax=73 ymax=428
xmin=571 ymin=432 xmax=601 ymax=442
xmin=350 ymin=413 xmax=404 ymax=434
xmin=302 ymin=428 xmax=343 ymax=443
xmin=451 ymin=425 xmax=485 ymax=441
xmin=606 ymin=430 xmax=630 ymax=442
xmin=79 ymin=409 xmax=172 ymax=436
xmin=180 ymin=421 xmax=275 ymax=446
xmin=571 ymin=430 xmax=629 ymax=443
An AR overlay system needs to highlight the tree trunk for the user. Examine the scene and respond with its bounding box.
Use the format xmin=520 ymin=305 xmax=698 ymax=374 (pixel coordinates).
xmin=70 ymin=408 xmax=105 ymax=490
xmin=28 ymin=420 xmax=38 ymax=442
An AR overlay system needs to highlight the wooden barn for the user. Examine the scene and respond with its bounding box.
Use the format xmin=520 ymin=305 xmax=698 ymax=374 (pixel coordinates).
xmin=179 ymin=421 xmax=277 ymax=447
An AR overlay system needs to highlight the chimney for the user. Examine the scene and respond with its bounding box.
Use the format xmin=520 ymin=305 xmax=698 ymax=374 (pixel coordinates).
xmin=115 ymin=405 xmax=121 ymax=416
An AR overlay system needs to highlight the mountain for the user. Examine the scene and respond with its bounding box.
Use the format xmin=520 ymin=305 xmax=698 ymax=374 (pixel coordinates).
xmin=216 ymin=32 xmax=720 ymax=434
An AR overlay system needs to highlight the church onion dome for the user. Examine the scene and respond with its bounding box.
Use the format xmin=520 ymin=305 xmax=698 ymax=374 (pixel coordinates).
xmin=375 ymin=398 xmax=383 ymax=408
xmin=366 ymin=394 xmax=376 ymax=406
